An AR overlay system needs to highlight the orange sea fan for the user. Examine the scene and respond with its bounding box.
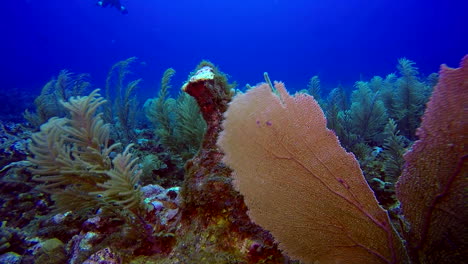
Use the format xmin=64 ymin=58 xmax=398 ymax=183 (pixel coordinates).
xmin=396 ymin=55 xmax=468 ymax=263
xmin=217 ymin=82 xmax=407 ymax=263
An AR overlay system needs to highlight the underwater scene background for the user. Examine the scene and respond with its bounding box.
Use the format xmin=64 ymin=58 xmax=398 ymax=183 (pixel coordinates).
xmin=1 ymin=0 xmax=467 ymax=263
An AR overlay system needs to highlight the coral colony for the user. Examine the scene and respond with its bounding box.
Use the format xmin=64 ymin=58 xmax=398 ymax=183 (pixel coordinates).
xmin=0 ymin=56 xmax=466 ymax=263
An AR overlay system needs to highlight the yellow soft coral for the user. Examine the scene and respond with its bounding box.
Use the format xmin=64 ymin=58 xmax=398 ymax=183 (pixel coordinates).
xmin=28 ymin=89 xmax=143 ymax=213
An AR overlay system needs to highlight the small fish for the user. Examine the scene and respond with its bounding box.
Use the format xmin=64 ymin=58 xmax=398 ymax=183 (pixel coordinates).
xmin=371 ymin=146 xmax=383 ymax=157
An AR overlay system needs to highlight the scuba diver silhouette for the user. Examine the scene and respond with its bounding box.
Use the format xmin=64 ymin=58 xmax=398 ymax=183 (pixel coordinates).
xmin=96 ymin=0 xmax=128 ymax=14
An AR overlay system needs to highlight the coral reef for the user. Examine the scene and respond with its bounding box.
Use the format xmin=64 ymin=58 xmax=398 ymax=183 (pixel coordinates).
xmin=1 ymin=55 xmax=466 ymax=263
xmin=316 ymin=59 xmax=438 ymax=209
xmin=217 ymin=55 xmax=467 ymax=263
xmin=0 ymin=122 xmax=30 ymax=169
xmin=26 ymin=89 xmax=179 ymax=260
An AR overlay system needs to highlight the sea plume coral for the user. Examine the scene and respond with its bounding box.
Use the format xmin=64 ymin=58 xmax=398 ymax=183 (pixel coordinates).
xmin=144 ymin=68 xmax=206 ymax=160
xmin=391 ymin=58 xmax=427 ymax=140
xmin=349 ymin=81 xmax=388 ymax=144
xmin=94 ymin=144 xmax=143 ymax=210
xmin=217 ymin=82 xmax=406 ymax=263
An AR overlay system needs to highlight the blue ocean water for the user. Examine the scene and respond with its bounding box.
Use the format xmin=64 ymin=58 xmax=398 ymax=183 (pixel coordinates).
xmin=3 ymin=0 xmax=468 ymax=98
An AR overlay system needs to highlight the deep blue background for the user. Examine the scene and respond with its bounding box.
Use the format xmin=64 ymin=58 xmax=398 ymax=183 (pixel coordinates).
xmin=2 ymin=0 xmax=467 ymax=97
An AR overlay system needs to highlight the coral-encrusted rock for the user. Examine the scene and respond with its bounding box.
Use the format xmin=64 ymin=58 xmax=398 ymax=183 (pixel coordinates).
xmin=82 ymin=247 xmax=121 ymax=264
xmin=182 ymin=64 xmax=232 ymax=151
xmin=68 ymin=232 xmax=102 ymax=264
xmin=141 ymin=184 xmax=166 ymax=197
xmin=142 ymin=184 xmax=181 ymax=226
xmin=0 ymin=252 xmax=21 ymax=264
xmin=82 ymin=216 xmax=103 ymax=232
xmin=0 ymin=122 xmax=30 ymax=169
xmin=165 ymin=62 xmax=287 ymax=263
xmin=26 ymin=238 xmax=67 ymax=264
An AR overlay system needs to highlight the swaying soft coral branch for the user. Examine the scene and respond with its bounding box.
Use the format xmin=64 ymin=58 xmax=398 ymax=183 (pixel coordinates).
xmin=28 ymin=89 xmax=143 ymax=215
xmin=95 ymin=144 xmax=143 ymax=211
